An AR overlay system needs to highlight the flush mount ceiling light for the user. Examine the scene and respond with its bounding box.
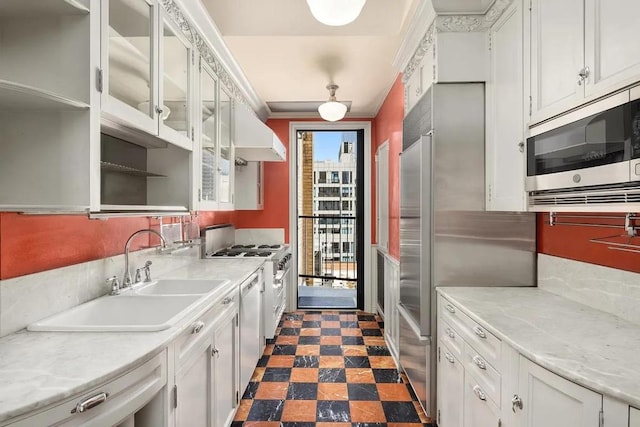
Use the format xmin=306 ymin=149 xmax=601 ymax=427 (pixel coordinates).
xmin=306 ymin=0 xmax=366 ymax=26
xmin=318 ymin=84 xmax=348 ymax=122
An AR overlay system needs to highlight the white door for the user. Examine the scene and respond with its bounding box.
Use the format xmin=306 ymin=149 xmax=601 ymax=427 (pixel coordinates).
xmin=516 ymin=356 xmax=601 ymax=427
xmin=437 ymin=343 xmax=464 ymax=427
xmin=198 ymin=62 xmax=219 ymax=210
xmin=213 ymin=310 xmax=239 ymax=427
xmin=630 ymin=406 xmax=640 ymax=427
xmin=486 ymin=0 xmax=526 ymax=211
xmin=529 ymin=0 xmax=585 ymax=123
xmin=584 ymin=0 xmax=640 ymax=98
xmin=174 ymin=335 xmax=213 ymax=427
xmin=463 ymin=372 xmax=500 ymax=427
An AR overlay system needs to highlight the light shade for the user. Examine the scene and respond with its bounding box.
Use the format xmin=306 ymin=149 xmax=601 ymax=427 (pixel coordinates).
xmin=306 ymin=0 xmax=366 ymax=26
xmin=318 ymin=101 xmax=348 ymax=121
xmin=318 ymin=84 xmax=347 ymax=121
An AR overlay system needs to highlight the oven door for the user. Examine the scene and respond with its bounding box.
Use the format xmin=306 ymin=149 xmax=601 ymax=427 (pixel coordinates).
xmin=526 ymin=98 xmax=638 ymax=191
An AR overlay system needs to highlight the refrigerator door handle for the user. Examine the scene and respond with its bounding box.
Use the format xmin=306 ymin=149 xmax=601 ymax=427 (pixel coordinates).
xmin=397 ymin=303 xmax=431 ymax=343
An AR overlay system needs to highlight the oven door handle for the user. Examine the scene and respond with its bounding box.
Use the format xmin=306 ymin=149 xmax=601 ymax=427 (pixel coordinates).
xmin=274 ymin=269 xmax=288 ymax=284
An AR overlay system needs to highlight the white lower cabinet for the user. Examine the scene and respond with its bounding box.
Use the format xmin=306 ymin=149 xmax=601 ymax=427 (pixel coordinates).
xmin=514 ymin=356 xmax=601 ymax=427
xmin=171 ymin=287 xmax=240 ymax=427
xmin=4 ymin=351 xmax=167 ymax=427
xmin=437 ymin=342 xmax=463 ymax=427
xmin=631 ymin=406 xmax=640 ymax=427
xmin=212 ymin=306 xmax=239 ymax=427
xmin=463 ymin=371 xmax=501 ymax=427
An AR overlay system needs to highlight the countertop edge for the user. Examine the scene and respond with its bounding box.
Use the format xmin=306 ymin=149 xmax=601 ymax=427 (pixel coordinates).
xmin=436 ymin=287 xmax=640 ymax=409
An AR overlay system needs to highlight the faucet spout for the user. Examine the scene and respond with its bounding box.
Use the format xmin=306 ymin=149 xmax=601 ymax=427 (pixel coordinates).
xmin=123 ymin=229 xmax=167 ymax=289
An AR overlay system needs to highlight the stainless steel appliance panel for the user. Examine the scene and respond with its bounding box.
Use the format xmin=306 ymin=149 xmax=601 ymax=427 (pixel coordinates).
xmin=399 ymin=135 xmax=432 ymax=335
xmin=432 ymin=83 xmax=486 ymax=212
xmin=398 ymin=304 xmax=430 ymax=413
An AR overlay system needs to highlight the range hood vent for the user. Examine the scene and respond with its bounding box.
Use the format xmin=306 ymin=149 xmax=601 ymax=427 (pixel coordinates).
xmin=528 ymin=183 xmax=640 ymax=211
xmin=235 ymin=105 xmax=286 ymax=162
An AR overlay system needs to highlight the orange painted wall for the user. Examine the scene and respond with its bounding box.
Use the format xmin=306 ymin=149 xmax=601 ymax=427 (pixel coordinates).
xmin=373 ymin=75 xmax=404 ymax=260
xmin=537 ymin=212 xmax=640 ymax=273
xmin=234 ymin=119 xmax=292 ymax=242
xmin=0 ymin=211 xmax=235 ymax=280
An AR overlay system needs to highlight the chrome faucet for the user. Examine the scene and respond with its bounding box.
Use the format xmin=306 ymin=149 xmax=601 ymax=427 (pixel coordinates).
xmin=123 ymin=229 xmax=167 ymax=289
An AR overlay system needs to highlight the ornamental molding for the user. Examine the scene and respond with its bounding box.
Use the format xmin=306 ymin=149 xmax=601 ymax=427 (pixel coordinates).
xmin=402 ymin=0 xmax=513 ymax=83
xmin=159 ymin=0 xmax=251 ymax=111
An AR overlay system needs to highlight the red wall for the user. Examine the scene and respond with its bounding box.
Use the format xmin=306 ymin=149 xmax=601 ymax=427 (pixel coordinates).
xmin=537 ymin=212 xmax=640 ymax=273
xmin=0 ymin=211 xmax=235 ymax=280
xmin=373 ymin=75 xmax=404 ymax=260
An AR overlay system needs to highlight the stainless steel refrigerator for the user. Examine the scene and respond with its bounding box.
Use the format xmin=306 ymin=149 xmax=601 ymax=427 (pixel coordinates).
xmin=398 ymin=83 xmax=537 ymax=416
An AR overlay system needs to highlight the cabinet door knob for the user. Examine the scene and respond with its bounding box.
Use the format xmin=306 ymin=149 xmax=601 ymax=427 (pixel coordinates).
xmin=518 ymin=141 xmax=525 ymax=153
xmin=512 ymin=394 xmax=523 ymax=412
xmin=444 ymin=352 xmax=455 ymax=364
xmin=473 ymin=385 xmax=487 ymax=401
xmin=212 ymin=347 xmax=219 ymax=358
xmin=222 ymin=296 xmax=233 ymax=305
xmin=577 ymin=66 xmax=591 ymax=85
xmin=155 ymin=105 xmax=164 ymax=114
xmin=473 ymin=326 xmax=487 ymax=339
xmin=192 ymin=321 xmax=205 ymax=334
xmin=445 ymin=327 xmax=455 ymax=339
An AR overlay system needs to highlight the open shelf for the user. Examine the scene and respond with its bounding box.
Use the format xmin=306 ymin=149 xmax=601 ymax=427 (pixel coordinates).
xmin=0 ymin=80 xmax=90 ymax=110
xmin=100 ymin=161 xmax=167 ymax=178
xmin=0 ymin=0 xmax=89 ymax=17
xmin=100 ymin=204 xmax=188 ymax=212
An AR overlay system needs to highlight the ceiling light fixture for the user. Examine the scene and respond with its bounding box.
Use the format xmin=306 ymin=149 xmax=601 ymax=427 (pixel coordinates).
xmin=318 ymin=84 xmax=348 ymax=122
xmin=306 ymin=0 xmax=366 ymax=26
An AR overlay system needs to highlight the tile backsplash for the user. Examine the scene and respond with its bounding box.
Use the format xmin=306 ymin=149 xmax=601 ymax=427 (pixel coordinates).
xmin=538 ymin=254 xmax=640 ymax=326
xmin=0 ymin=248 xmax=198 ymax=337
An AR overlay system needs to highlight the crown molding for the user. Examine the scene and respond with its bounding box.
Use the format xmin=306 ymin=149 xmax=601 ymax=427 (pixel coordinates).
xmin=392 ymin=0 xmax=436 ymax=72
xmin=401 ymin=0 xmax=512 ymax=83
xmin=167 ymin=0 xmax=270 ymax=121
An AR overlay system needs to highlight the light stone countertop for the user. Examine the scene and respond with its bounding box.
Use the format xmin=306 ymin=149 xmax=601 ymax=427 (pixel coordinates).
xmin=0 ymin=258 xmax=264 ymax=424
xmin=437 ymin=287 xmax=640 ymax=409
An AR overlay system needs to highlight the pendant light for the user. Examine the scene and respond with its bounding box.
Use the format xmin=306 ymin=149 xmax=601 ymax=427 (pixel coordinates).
xmin=318 ymin=84 xmax=347 ymax=122
xmin=306 ymin=0 xmax=366 ymax=26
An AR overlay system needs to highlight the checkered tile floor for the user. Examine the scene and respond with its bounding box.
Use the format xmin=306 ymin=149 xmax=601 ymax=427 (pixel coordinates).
xmin=232 ymin=311 xmax=433 ymax=426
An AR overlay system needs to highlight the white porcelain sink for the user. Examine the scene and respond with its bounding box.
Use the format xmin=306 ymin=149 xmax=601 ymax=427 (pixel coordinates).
xmin=133 ymin=279 xmax=230 ymax=296
xmin=27 ymin=294 xmax=204 ymax=332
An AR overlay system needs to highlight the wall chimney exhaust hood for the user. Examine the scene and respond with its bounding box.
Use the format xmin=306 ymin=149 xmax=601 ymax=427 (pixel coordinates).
xmin=235 ymin=105 xmax=286 ymax=162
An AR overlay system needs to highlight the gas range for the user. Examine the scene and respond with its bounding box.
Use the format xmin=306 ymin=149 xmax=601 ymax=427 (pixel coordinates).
xmin=205 ymin=244 xmax=286 ymax=259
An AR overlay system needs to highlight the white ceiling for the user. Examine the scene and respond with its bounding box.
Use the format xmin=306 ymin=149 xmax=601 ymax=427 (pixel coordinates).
xmin=201 ymin=0 xmax=422 ymax=118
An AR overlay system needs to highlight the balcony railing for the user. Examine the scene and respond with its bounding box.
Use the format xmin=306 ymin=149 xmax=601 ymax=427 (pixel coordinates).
xmin=298 ymin=215 xmax=357 ymax=287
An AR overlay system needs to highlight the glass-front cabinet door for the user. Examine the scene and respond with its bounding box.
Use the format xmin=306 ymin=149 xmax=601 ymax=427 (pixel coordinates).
xmin=101 ymin=0 xmax=158 ymax=135
xmin=219 ymin=87 xmax=234 ymax=209
xmin=158 ymin=12 xmax=193 ymax=150
xmin=199 ymin=63 xmax=218 ymax=208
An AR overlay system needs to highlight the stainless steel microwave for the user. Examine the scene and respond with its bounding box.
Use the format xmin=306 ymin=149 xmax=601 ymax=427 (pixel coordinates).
xmin=526 ymin=93 xmax=640 ymax=192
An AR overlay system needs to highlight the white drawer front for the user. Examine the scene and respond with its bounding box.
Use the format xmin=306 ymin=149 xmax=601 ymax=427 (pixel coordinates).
xmin=438 ymin=317 xmax=464 ymax=361
xmin=463 ymin=370 xmax=500 ymax=427
xmin=439 ymin=295 xmax=501 ymax=369
xmin=463 ymin=342 xmax=501 ymax=408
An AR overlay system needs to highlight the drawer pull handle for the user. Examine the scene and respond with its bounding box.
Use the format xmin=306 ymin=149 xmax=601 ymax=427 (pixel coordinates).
xmin=473 ymin=355 xmax=487 ymax=370
xmin=192 ymin=321 xmax=205 ymax=334
xmin=444 ymin=352 xmax=455 ymax=364
xmin=445 ymin=304 xmax=455 ymax=313
xmin=445 ymin=327 xmax=455 ymax=339
xmin=72 ymin=392 xmax=108 ymax=414
xmin=222 ymin=296 xmax=233 ymax=305
xmin=473 ymin=385 xmax=487 ymax=401
xmin=212 ymin=347 xmax=219 ymax=358
xmin=473 ymin=326 xmax=487 ymax=339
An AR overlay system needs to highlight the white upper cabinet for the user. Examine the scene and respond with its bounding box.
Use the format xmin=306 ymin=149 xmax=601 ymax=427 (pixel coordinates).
xmin=584 ymin=0 xmax=640 ymax=98
xmin=101 ymin=0 xmax=194 ymax=150
xmin=529 ymin=0 xmax=584 ymax=124
xmin=218 ymin=87 xmax=235 ymax=209
xmin=486 ymin=0 xmax=526 ymax=211
xmin=530 ymin=0 xmax=640 ymax=124
xmin=0 ymin=0 xmax=100 ymax=211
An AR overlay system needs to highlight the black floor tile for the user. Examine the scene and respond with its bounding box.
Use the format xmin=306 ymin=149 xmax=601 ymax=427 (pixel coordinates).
xmin=262 ymin=367 xmax=292 ymax=382
xmin=320 ymin=345 xmax=343 ymax=355
xmin=342 ymin=336 xmax=365 ymax=345
xmin=302 ymin=320 xmax=321 ymax=328
xmin=294 ymin=355 xmax=319 ymax=368
xmin=287 ymin=382 xmax=318 ymax=400
xmin=358 ymin=315 xmax=376 ymax=321
xmin=344 ymin=356 xmax=371 ymax=368
xmin=366 ymin=346 xmax=391 ymax=356
xmin=322 ymin=314 xmax=340 ymax=321
xmin=362 ymin=328 xmax=383 ymax=336
xmin=381 ymin=401 xmax=422 ymax=423
xmin=280 ymin=328 xmax=301 ymax=336
xmin=298 ymin=336 xmax=321 ymax=345
xmin=272 ymin=344 xmax=297 ymax=355
xmin=347 ymin=383 xmax=380 ymax=400
xmin=246 ymin=399 xmax=285 ymax=421
xmin=372 ymin=369 xmax=403 ymax=383
xmin=317 ymin=400 xmax=350 ymax=422
xmin=256 ymin=355 xmax=270 ymax=367
xmin=341 ymin=320 xmax=359 ymax=328
xmin=321 ymin=328 xmax=341 ymax=336
xmin=242 ymin=381 xmax=259 ymax=399
xmin=318 ymin=368 xmax=347 ymax=383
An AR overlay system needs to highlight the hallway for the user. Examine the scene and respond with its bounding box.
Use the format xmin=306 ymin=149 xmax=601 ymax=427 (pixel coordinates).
xmin=232 ymin=311 xmax=432 ymax=426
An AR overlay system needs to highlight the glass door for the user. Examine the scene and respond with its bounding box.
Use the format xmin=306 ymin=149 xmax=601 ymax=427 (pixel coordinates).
xmin=219 ymin=88 xmax=234 ymax=208
xmin=199 ymin=64 xmax=218 ymax=207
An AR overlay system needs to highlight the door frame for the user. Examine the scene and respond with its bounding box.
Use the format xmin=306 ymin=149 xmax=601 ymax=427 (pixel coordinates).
xmin=288 ymin=121 xmax=373 ymax=312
